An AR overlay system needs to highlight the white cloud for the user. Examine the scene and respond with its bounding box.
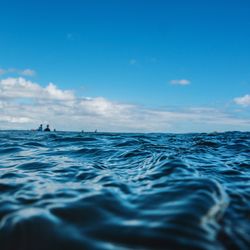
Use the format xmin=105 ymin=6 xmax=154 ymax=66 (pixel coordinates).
xmin=234 ymin=94 xmax=250 ymax=107
xmin=20 ymin=69 xmax=36 ymax=76
xmin=0 ymin=68 xmax=36 ymax=77
xmin=170 ymin=79 xmax=191 ymax=85
xmin=45 ymin=82 xmax=74 ymax=100
xmin=0 ymin=77 xmax=249 ymax=132
xmin=0 ymin=77 xmax=74 ymax=100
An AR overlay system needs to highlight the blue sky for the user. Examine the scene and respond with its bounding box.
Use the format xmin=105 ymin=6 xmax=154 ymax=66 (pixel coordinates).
xmin=0 ymin=0 xmax=250 ymax=132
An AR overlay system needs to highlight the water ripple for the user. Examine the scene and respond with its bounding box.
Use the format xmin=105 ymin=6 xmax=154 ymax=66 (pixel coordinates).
xmin=0 ymin=131 xmax=250 ymax=249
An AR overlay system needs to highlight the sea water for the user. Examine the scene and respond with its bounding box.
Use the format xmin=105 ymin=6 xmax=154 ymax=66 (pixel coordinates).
xmin=0 ymin=131 xmax=250 ymax=250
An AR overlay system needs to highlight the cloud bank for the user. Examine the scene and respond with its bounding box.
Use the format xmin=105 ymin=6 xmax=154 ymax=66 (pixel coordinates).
xmin=0 ymin=77 xmax=249 ymax=132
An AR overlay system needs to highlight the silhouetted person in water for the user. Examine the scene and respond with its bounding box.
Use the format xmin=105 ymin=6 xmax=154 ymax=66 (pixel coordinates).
xmin=44 ymin=124 xmax=51 ymax=132
xmin=37 ymin=124 xmax=43 ymax=131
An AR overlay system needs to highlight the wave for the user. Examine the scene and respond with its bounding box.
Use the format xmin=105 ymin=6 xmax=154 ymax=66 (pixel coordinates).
xmin=0 ymin=131 xmax=250 ymax=249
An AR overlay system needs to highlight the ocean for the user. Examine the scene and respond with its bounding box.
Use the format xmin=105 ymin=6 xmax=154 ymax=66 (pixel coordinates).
xmin=0 ymin=131 xmax=250 ymax=250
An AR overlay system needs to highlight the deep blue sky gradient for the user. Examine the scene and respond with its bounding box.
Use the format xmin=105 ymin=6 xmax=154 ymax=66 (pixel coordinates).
xmin=1 ymin=0 xmax=250 ymax=107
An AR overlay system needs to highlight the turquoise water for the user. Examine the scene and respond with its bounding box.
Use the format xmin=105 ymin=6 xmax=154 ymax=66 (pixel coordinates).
xmin=0 ymin=131 xmax=250 ymax=250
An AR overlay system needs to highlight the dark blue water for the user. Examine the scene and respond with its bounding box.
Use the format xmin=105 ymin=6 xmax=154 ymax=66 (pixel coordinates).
xmin=0 ymin=131 xmax=250 ymax=250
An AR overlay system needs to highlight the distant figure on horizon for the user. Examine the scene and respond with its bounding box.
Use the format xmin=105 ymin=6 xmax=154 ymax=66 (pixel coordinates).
xmin=37 ymin=124 xmax=43 ymax=131
xmin=94 ymin=129 xmax=97 ymax=133
xmin=54 ymin=129 xmax=56 ymax=132
xmin=44 ymin=124 xmax=51 ymax=132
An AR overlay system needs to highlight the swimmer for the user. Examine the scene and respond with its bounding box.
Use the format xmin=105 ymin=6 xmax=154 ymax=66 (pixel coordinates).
xmin=44 ymin=124 xmax=51 ymax=132
xmin=37 ymin=124 xmax=43 ymax=131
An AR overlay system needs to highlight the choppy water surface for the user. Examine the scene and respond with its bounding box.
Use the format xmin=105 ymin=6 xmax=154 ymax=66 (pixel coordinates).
xmin=0 ymin=131 xmax=250 ymax=250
